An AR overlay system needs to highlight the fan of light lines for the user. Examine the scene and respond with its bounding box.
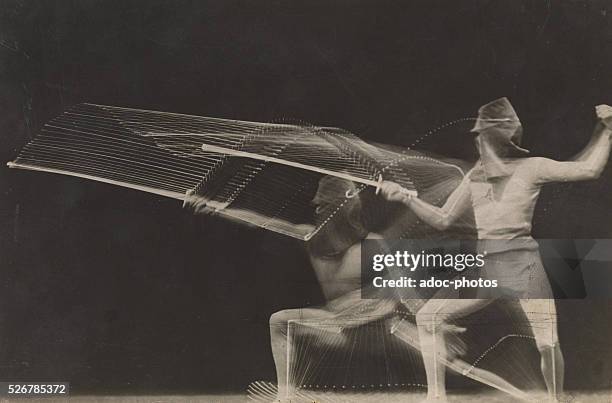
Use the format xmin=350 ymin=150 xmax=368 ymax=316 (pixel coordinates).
xmin=8 ymin=103 xmax=464 ymax=240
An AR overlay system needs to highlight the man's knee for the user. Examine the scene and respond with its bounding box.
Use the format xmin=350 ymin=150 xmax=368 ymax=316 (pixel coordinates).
xmin=270 ymin=310 xmax=288 ymax=327
xmin=530 ymin=321 xmax=560 ymax=352
xmin=415 ymin=311 xmax=427 ymax=326
xmin=416 ymin=310 xmax=445 ymax=332
xmin=536 ymin=338 xmax=560 ymax=352
xmin=269 ymin=310 xmax=295 ymax=336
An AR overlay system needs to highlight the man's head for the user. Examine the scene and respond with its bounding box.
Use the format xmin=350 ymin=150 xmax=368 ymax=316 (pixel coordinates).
xmin=471 ymin=97 xmax=529 ymax=178
xmin=308 ymin=176 xmax=368 ymax=257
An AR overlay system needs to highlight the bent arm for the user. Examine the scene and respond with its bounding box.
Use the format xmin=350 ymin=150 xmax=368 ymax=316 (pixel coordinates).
xmin=532 ymin=123 xmax=611 ymax=183
xmin=381 ymin=176 xmax=472 ymax=230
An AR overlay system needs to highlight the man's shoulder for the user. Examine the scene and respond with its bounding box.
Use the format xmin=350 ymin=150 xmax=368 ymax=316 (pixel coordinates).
xmin=512 ymin=157 xmax=548 ymax=172
xmin=510 ymin=157 xmax=552 ymax=185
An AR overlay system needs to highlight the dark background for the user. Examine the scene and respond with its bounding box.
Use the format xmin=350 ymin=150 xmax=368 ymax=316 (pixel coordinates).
xmin=1 ymin=0 xmax=611 ymax=395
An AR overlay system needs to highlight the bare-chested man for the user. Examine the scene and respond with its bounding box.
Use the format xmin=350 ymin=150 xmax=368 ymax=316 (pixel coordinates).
xmin=381 ymin=99 xmax=612 ymax=402
xmin=268 ymin=176 xmax=391 ymax=400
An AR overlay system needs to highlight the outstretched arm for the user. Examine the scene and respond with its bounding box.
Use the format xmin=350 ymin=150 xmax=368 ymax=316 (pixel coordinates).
xmin=380 ymin=175 xmax=472 ymax=230
xmin=529 ymin=105 xmax=612 ymax=184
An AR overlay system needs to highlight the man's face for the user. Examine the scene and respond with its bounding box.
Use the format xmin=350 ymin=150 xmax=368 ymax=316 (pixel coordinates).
xmin=308 ymin=178 xmax=367 ymax=257
xmin=311 ymin=191 xmax=324 ymax=212
xmin=312 ymin=178 xmax=357 ymax=216
xmin=512 ymin=124 xmax=524 ymax=144
xmin=473 ymin=122 xmax=523 ymax=158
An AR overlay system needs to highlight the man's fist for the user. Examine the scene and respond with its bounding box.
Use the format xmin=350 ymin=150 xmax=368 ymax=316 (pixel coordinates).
xmin=596 ymin=104 xmax=612 ymax=128
xmin=183 ymin=189 xmax=208 ymax=214
xmin=379 ymin=181 xmax=413 ymax=203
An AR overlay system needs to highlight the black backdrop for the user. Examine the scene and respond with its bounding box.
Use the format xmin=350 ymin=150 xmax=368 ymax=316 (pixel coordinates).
xmin=1 ymin=0 xmax=611 ymax=395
